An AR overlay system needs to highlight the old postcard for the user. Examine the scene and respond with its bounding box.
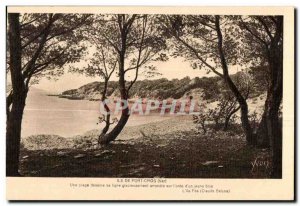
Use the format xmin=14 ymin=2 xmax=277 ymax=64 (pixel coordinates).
xmin=6 ymin=6 xmax=294 ymax=200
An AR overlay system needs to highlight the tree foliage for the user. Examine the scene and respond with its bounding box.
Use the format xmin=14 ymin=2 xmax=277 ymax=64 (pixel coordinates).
xmin=6 ymin=13 xmax=92 ymax=176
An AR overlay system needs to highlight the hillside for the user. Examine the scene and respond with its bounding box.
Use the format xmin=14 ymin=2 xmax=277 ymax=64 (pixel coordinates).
xmin=59 ymin=69 xmax=267 ymax=102
xmin=60 ymin=76 xmax=230 ymax=101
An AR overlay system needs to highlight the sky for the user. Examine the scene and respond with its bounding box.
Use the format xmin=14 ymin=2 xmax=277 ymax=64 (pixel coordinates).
xmin=34 ymin=57 xmax=204 ymax=93
xmin=34 ymin=56 xmax=241 ymax=94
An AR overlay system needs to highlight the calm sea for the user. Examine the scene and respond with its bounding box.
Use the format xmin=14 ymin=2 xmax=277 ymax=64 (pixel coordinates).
xmin=21 ymin=88 xmax=170 ymax=138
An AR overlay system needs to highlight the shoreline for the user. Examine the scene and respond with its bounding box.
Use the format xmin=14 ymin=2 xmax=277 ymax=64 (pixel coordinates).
xmin=19 ymin=119 xmax=271 ymax=178
xmin=22 ymin=115 xmax=196 ymax=150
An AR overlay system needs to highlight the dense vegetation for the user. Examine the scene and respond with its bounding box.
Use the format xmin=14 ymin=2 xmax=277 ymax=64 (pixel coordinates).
xmin=61 ymin=68 xmax=265 ymax=101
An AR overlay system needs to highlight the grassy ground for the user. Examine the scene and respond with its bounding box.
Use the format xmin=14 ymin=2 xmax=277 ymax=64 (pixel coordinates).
xmin=19 ymin=126 xmax=271 ymax=178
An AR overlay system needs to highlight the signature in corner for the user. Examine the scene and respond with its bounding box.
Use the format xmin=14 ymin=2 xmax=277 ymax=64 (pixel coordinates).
xmin=250 ymin=157 xmax=270 ymax=172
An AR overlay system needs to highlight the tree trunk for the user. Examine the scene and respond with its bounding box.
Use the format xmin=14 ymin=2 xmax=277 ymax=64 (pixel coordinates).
xmin=256 ymin=113 xmax=269 ymax=147
xmin=257 ymin=84 xmax=282 ymax=177
xmin=6 ymin=92 xmax=27 ymax=176
xmin=256 ymin=63 xmax=282 ymax=149
xmin=257 ymin=56 xmax=282 ymax=178
xmin=98 ymin=107 xmax=111 ymax=141
xmin=256 ymin=17 xmax=283 ymax=178
xmin=98 ymin=108 xmax=130 ymax=145
xmin=99 ymin=74 xmax=130 ymax=144
xmin=223 ymin=117 xmax=229 ymax=131
xmin=215 ymin=16 xmax=254 ymax=145
xmin=99 ymin=78 xmax=130 ymax=145
xmin=99 ymin=33 xmax=130 ymax=144
xmin=7 ymin=13 xmax=26 ymax=176
xmin=98 ymin=79 xmax=112 ymax=144
xmin=223 ymin=106 xmax=240 ymax=131
xmin=239 ymin=102 xmax=255 ymax=144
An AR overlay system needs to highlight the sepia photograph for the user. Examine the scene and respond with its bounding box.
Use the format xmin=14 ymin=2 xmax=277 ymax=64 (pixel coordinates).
xmin=5 ymin=6 xmax=294 ymax=201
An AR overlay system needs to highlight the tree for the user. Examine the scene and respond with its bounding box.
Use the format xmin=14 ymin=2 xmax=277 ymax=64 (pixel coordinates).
xmin=92 ymin=14 xmax=167 ymax=144
xmin=239 ymin=16 xmax=283 ymax=177
xmin=7 ymin=13 xmax=23 ymax=176
xmin=163 ymin=14 xmax=283 ymax=177
xmin=162 ymin=15 xmax=255 ymax=145
xmin=6 ymin=13 xmax=91 ymax=176
xmin=70 ymin=29 xmax=118 ymax=145
xmin=221 ymin=72 xmax=252 ymax=130
xmin=193 ymin=72 xmax=251 ymax=132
